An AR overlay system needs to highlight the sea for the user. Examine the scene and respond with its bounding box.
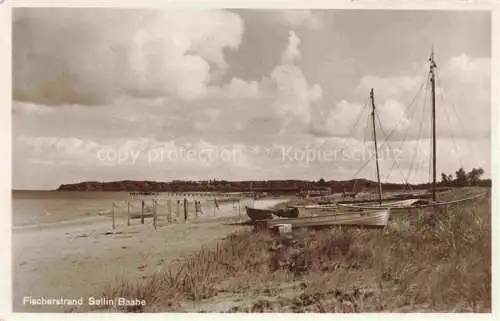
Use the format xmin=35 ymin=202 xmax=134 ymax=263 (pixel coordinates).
xmin=12 ymin=190 xmax=261 ymax=229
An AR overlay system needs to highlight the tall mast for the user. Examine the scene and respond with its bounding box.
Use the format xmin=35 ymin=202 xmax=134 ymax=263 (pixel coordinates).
xmin=429 ymin=50 xmax=437 ymax=202
xmin=370 ymin=88 xmax=383 ymax=204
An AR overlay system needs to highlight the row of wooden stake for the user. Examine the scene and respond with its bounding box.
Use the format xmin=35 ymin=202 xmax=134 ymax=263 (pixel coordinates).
xmin=111 ymin=198 xmax=210 ymax=230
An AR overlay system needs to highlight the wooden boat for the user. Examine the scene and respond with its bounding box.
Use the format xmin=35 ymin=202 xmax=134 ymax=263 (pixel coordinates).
xmin=246 ymin=206 xmax=299 ymax=220
xmin=246 ymin=207 xmax=274 ymax=221
xmin=338 ymin=198 xmax=421 ymax=210
xmin=294 ymin=204 xmax=337 ymax=217
xmin=392 ymin=192 xmax=433 ymax=199
xmin=263 ymin=209 xmax=390 ymax=230
xmin=295 ymin=204 xmax=337 ymax=209
xmin=274 ymin=207 xmax=299 ymax=218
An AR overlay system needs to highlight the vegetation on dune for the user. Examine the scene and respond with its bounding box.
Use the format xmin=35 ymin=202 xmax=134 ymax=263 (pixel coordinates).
xmin=97 ymin=189 xmax=491 ymax=313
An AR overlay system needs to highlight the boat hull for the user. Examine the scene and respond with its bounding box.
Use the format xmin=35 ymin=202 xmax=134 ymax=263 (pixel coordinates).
xmin=264 ymin=209 xmax=390 ymax=229
xmin=246 ymin=207 xmax=274 ymax=221
xmin=247 ymin=207 xmax=299 ymax=220
xmin=295 ymin=205 xmax=337 ymax=217
xmin=337 ymin=198 xmax=420 ymax=211
xmin=274 ymin=207 xmax=299 ymax=218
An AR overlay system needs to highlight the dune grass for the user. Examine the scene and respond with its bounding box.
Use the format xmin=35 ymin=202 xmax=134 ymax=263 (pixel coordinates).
xmin=98 ymin=188 xmax=491 ymax=312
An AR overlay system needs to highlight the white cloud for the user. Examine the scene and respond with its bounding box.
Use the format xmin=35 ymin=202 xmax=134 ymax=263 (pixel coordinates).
xmin=322 ymin=100 xmax=366 ymax=137
xmin=12 ymin=102 xmax=55 ymax=115
xmin=281 ymin=30 xmax=301 ymax=63
xmin=376 ymin=99 xmax=411 ymax=135
xmin=270 ymin=31 xmax=323 ymax=124
xmin=14 ymin=9 xmax=245 ymax=104
xmin=311 ymin=98 xmax=410 ymax=140
xmin=443 ymin=54 xmax=490 ymax=83
xmin=350 ymin=54 xmax=490 ymax=140
xmin=210 ymin=77 xmax=264 ymax=99
xmin=208 ymin=30 xmax=323 ymax=127
xmin=281 ymin=10 xmax=323 ymax=30
xmin=309 ymin=84 xmax=323 ymax=102
xmin=437 ymin=54 xmax=490 ymax=138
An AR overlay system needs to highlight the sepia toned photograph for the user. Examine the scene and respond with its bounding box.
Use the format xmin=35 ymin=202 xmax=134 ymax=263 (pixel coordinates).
xmin=10 ymin=5 xmax=492 ymax=313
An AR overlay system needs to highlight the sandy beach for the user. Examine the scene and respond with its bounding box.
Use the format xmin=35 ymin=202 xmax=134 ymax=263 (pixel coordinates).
xmin=12 ymin=198 xmax=286 ymax=312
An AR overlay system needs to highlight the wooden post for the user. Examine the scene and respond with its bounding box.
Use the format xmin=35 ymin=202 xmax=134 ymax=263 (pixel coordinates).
xmin=153 ymin=200 xmax=157 ymax=230
xmin=112 ymin=203 xmax=116 ymax=230
xmin=183 ymin=198 xmax=188 ymax=222
xmin=141 ymin=199 xmax=145 ymax=224
xmin=167 ymin=199 xmax=172 ymax=223
xmin=195 ymin=200 xmax=198 ymax=218
xmin=127 ymin=201 xmax=130 ymax=226
xmin=177 ymin=200 xmax=181 ymax=218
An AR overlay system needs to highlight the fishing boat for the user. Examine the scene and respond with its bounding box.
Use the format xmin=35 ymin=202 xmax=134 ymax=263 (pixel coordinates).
xmin=337 ymin=51 xmax=484 ymax=211
xmin=274 ymin=207 xmax=300 ymax=218
xmin=264 ymin=209 xmax=390 ymax=230
xmin=295 ymin=204 xmax=337 ymax=209
xmin=245 ymin=207 xmax=275 ymax=221
xmin=338 ymin=198 xmax=420 ymax=210
xmin=294 ymin=204 xmax=338 ymax=217
xmin=246 ymin=206 xmax=299 ymax=220
xmin=392 ymin=191 xmax=433 ymax=199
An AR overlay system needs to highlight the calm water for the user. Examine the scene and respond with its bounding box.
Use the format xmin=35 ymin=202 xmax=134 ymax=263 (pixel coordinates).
xmin=12 ymin=190 xmax=252 ymax=227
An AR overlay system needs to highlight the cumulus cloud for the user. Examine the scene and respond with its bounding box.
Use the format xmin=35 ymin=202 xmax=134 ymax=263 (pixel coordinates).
xmin=437 ymin=54 xmax=490 ymax=138
xmin=271 ymin=31 xmax=323 ymax=124
xmin=210 ymin=30 xmax=323 ymax=127
xmin=309 ymin=84 xmax=323 ymax=102
xmin=281 ymin=10 xmax=323 ymax=29
xmin=376 ymin=99 xmax=412 ymax=136
xmin=310 ymin=98 xmax=409 ymax=140
xmin=13 ymin=8 xmax=245 ymax=105
xmin=326 ymin=54 xmax=491 ymax=141
xmin=209 ymin=77 xmax=265 ymax=99
xmin=318 ymin=100 xmax=367 ymax=137
xmin=281 ymin=30 xmax=302 ymax=63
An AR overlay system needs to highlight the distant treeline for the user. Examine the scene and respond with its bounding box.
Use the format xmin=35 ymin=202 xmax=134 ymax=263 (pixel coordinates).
xmin=56 ymin=169 xmax=491 ymax=194
xmin=439 ymin=167 xmax=491 ymax=187
xmin=57 ymin=179 xmax=382 ymax=193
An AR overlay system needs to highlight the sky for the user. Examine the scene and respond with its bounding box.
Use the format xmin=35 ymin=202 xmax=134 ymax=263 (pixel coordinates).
xmin=12 ymin=8 xmax=492 ymax=189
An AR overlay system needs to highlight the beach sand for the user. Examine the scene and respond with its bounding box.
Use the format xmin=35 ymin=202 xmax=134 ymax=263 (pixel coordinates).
xmin=12 ymin=199 xmax=286 ymax=312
